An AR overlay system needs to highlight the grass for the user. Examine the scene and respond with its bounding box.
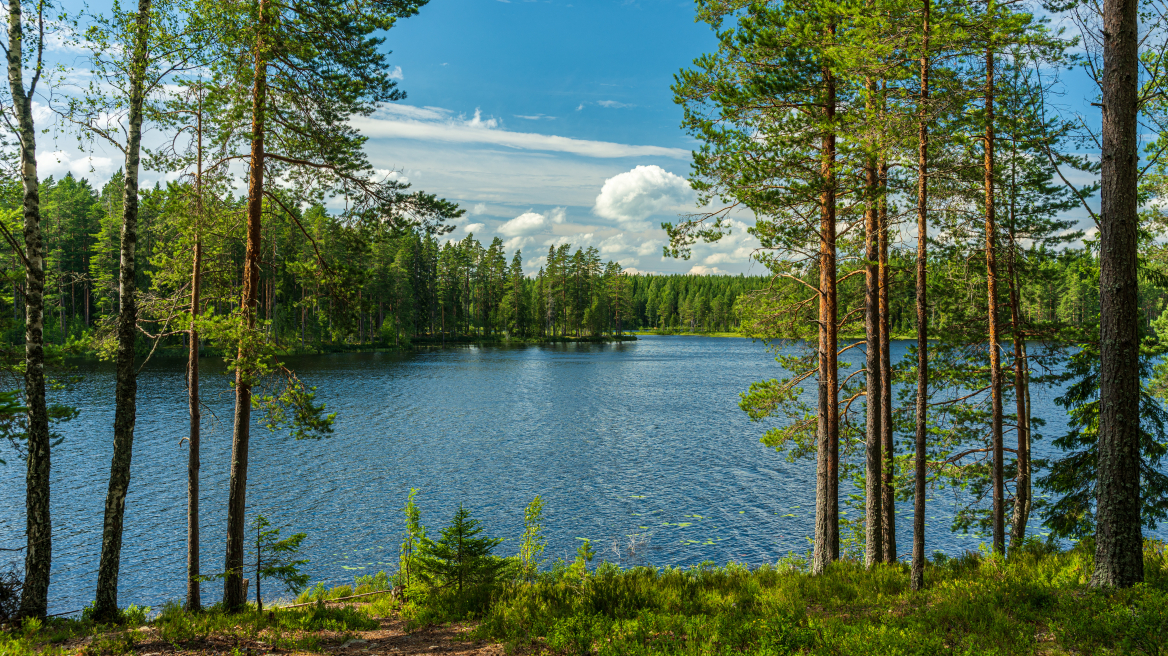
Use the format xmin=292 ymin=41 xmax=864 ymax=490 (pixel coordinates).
xmin=4 ymin=541 xmax=1166 ymax=655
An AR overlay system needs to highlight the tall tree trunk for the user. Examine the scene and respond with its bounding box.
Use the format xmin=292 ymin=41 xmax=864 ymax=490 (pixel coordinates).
xmin=225 ymin=2 xmax=267 ymax=609
xmin=8 ymin=0 xmax=51 ymax=619
xmin=94 ymin=0 xmax=151 ymax=620
xmin=984 ymin=44 xmax=1005 ymax=556
xmin=864 ymin=82 xmax=883 ymax=567
xmin=1006 ymin=131 xmax=1031 ymax=551
xmin=879 ymin=152 xmax=896 ymax=564
xmin=813 ymin=62 xmax=839 ymax=575
xmin=186 ymin=92 xmax=205 ymax=612
xmin=1094 ymin=0 xmax=1142 ymax=587
xmin=912 ymin=0 xmax=930 ymax=592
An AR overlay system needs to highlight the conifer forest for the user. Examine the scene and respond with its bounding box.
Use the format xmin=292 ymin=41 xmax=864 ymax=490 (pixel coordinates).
xmin=2 ymin=0 xmax=1168 ymax=653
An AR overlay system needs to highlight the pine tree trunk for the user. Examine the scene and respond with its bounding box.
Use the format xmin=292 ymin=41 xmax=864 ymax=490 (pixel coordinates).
xmin=1094 ymin=0 xmax=1143 ymax=588
xmin=187 ymin=98 xmax=205 ymax=612
xmin=94 ymin=0 xmax=151 ymax=620
xmin=226 ymin=3 xmax=268 ymax=609
xmin=8 ymin=0 xmax=51 ymax=618
xmin=879 ymin=154 xmax=896 ymax=564
xmin=813 ymin=62 xmax=839 ymax=575
xmin=864 ymin=112 xmax=883 ymax=567
xmin=984 ymin=45 xmax=1005 ymax=556
xmin=912 ymin=0 xmax=930 ymax=592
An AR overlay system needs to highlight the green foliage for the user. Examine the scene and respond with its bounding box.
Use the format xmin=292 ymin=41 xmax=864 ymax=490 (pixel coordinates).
xmin=416 ymin=504 xmax=506 ymax=595
xmin=250 ymin=515 xmax=310 ymax=610
xmin=409 ymin=504 xmax=508 ymax=620
xmin=518 ymin=495 xmax=547 ymax=580
xmin=1039 ymin=341 xmax=1168 ymax=539
xmin=399 ymin=488 xmax=427 ymax=589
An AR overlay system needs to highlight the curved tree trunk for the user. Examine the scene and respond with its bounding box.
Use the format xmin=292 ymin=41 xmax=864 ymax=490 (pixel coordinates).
xmin=7 ymin=0 xmax=51 ymax=619
xmin=1094 ymin=0 xmax=1143 ymax=588
xmin=94 ymin=0 xmax=151 ymax=621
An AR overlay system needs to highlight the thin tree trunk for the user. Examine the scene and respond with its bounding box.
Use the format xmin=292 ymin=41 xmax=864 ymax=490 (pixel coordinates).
xmin=813 ymin=60 xmax=839 ymax=575
xmin=864 ymin=82 xmax=883 ymax=567
xmin=225 ymin=2 xmax=267 ymax=609
xmin=94 ymin=0 xmax=151 ymax=620
xmin=984 ymin=44 xmax=1005 ymax=556
xmin=8 ymin=0 xmax=51 ymax=619
xmin=1094 ymin=0 xmax=1143 ymax=588
xmin=879 ymin=152 xmax=896 ymax=564
xmin=912 ymin=0 xmax=930 ymax=592
xmin=1006 ymin=129 xmax=1031 ymax=552
xmin=186 ymin=91 xmax=205 ymax=612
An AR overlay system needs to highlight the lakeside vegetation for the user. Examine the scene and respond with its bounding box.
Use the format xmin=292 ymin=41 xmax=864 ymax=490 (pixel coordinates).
xmin=2 ymin=0 xmax=1168 ymax=650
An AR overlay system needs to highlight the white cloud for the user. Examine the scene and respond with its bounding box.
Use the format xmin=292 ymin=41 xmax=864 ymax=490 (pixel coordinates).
xmin=37 ymin=150 xmax=116 ymax=180
xmin=593 ymin=165 xmax=695 ymax=230
xmin=597 ymin=100 xmax=633 ymax=108
xmin=499 ymin=211 xmax=548 ymax=236
xmin=548 ymin=207 xmax=567 ymax=224
xmin=704 ymin=247 xmax=754 ymax=265
xmin=470 ymin=203 xmax=489 ymax=215
xmin=466 ymin=108 xmax=498 ymax=129
xmin=515 ymin=114 xmax=555 ymax=120
xmin=388 ymin=66 xmax=404 ymax=80
xmin=354 ymin=106 xmax=689 ymax=159
xmin=688 ymin=265 xmax=728 ymax=276
xmin=464 ymin=222 xmax=486 ymax=233
xmin=503 ymin=235 xmax=533 ymax=251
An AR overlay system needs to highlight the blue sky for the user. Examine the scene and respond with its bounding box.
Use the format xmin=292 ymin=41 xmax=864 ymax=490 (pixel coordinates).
xmin=349 ymin=0 xmax=755 ymax=275
xmin=35 ymin=0 xmax=1103 ymax=275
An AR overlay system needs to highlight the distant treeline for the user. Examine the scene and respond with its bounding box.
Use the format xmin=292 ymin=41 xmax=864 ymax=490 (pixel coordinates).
xmin=0 ymin=173 xmax=1142 ymax=351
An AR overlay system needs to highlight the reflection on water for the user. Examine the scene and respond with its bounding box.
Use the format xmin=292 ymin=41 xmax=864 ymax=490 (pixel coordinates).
xmin=0 ymin=336 xmax=1134 ymax=614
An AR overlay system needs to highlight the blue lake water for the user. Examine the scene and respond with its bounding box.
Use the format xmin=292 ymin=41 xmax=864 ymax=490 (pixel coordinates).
xmin=0 ymin=335 xmax=1145 ymax=615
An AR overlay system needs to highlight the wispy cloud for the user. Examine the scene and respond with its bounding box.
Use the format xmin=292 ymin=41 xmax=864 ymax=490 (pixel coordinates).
xmin=355 ymin=105 xmax=689 ymax=159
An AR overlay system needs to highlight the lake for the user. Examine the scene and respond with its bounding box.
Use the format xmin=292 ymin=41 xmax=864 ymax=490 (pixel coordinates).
xmin=0 ymin=335 xmax=1129 ymax=615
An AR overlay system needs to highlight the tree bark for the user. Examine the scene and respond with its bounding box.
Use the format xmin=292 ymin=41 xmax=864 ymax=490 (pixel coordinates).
xmin=94 ymin=0 xmax=151 ymax=620
xmin=864 ymin=94 xmax=883 ymax=567
xmin=1094 ymin=0 xmax=1143 ymax=588
xmin=984 ymin=44 xmax=1005 ymax=556
xmin=225 ymin=1 xmax=267 ymax=609
xmin=879 ymin=153 xmax=896 ymax=564
xmin=912 ymin=0 xmax=930 ymax=592
xmin=813 ymin=61 xmax=839 ymax=575
xmin=8 ymin=0 xmax=51 ymax=619
xmin=1006 ymin=147 xmax=1031 ymax=551
xmin=186 ymin=92 xmax=205 ymax=612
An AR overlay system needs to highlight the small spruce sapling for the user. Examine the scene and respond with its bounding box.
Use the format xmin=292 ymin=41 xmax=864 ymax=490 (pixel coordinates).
xmin=250 ymin=515 xmax=309 ymax=612
xmin=518 ymin=495 xmax=546 ymax=580
xmin=416 ymin=504 xmax=505 ymax=595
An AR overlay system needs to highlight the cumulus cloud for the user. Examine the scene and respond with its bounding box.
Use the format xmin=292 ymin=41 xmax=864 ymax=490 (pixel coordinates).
xmin=548 ymin=207 xmax=568 ymax=224
xmin=688 ymin=265 xmax=728 ymax=276
xmin=503 ymin=236 xmax=533 ymax=251
xmin=388 ymin=66 xmax=404 ymax=80
xmin=499 ymin=211 xmax=548 ymax=236
xmin=464 ymin=222 xmax=486 ymax=233
xmin=593 ymin=165 xmax=696 ymax=230
xmin=37 ymin=150 xmax=116 ymax=181
xmin=704 ymin=247 xmax=755 ymax=265
xmin=470 ymin=203 xmax=489 ymax=215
